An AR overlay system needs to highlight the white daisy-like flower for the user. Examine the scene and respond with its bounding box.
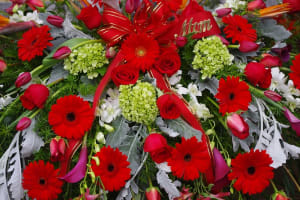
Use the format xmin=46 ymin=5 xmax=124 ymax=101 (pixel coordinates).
xmin=189 ymin=100 xmax=213 ymax=121
xmin=176 ymin=83 xmax=202 ymax=101
xmin=270 ymin=67 xmax=288 ymax=91
xmin=10 ymin=10 xmax=43 ymax=24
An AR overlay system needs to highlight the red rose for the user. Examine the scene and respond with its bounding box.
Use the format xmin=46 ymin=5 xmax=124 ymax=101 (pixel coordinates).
xmin=157 ymin=94 xmax=180 ymax=119
xmin=144 ymin=133 xmax=172 ymax=163
xmin=111 ymin=64 xmax=139 ymax=86
xmin=244 ymin=62 xmax=271 ymax=89
xmin=20 ymin=84 xmax=49 ymax=110
xmin=154 ymin=49 xmax=181 ymax=77
xmin=77 ymin=6 xmax=102 ymax=29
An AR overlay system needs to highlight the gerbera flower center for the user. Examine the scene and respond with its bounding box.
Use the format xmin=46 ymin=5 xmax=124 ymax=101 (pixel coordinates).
xmin=184 ymin=153 xmax=192 ymax=162
xmin=66 ymin=112 xmax=76 ymax=122
xmin=107 ymin=163 xmax=115 ymax=172
xmin=247 ymin=166 xmax=255 ymax=175
xmin=39 ymin=178 xmax=46 ymax=185
xmin=229 ymin=92 xmax=235 ymax=100
xmin=135 ymin=46 xmax=146 ymax=57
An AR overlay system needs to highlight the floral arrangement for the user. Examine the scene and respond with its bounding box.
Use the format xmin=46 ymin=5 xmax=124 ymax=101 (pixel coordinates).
xmin=0 ymin=0 xmax=300 ymax=200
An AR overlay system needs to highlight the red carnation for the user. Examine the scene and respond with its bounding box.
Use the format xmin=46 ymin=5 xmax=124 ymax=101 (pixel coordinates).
xmin=20 ymin=84 xmax=49 ymax=110
xmin=215 ymin=76 xmax=252 ymax=116
xmin=168 ymin=136 xmax=210 ymax=181
xmin=245 ymin=62 xmax=272 ymax=88
xmin=222 ymin=15 xmax=257 ymax=43
xmin=121 ymin=32 xmax=160 ymax=72
xmin=77 ymin=5 xmax=102 ymax=29
xmin=228 ymin=149 xmax=274 ymax=195
xmin=157 ymin=94 xmax=181 ymax=119
xmin=91 ymin=146 xmax=131 ymax=192
xmin=154 ymin=48 xmax=181 ymax=77
xmin=111 ymin=64 xmax=140 ymax=86
xmin=18 ymin=25 xmax=53 ymax=61
xmin=144 ymin=133 xmax=172 ymax=163
xmin=22 ymin=160 xmax=63 ymax=200
xmin=48 ymin=95 xmax=94 ymax=139
xmin=289 ymin=54 xmax=300 ymax=90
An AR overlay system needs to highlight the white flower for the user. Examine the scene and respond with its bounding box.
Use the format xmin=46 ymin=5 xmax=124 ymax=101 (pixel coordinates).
xmin=284 ymin=95 xmax=300 ymax=112
xmin=189 ymin=100 xmax=213 ymax=121
xmin=106 ymin=88 xmax=119 ymax=101
xmin=176 ymin=83 xmax=202 ymax=101
xmin=169 ymin=70 xmax=182 ymax=85
xmin=10 ymin=10 xmax=43 ymax=24
xmin=286 ymin=80 xmax=300 ymax=97
xmin=0 ymin=95 xmax=14 ymax=110
xmin=216 ymin=0 xmax=246 ymax=10
xmin=270 ymin=67 xmax=287 ymax=91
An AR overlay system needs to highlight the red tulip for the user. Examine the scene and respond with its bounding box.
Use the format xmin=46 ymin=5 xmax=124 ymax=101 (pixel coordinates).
xmin=247 ymin=0 xmax=266 ymax=11
xmin=260 ymin=55 xmax=282 ymax=67
xmin=244 ymin=62 xmax=272 ymax=88
xmin=227 ymin=114 xmax=249 ymax=139
xmin=20 ymin=84 xmax=49 ymax=110
xmin=47 ymin=15 xmax=64 ymax=28
xmin=176 ymin=36 xmax=188 ymax=47
xmin=0 ymin=59 xmax=7 ymax=73
xmin=212 ymin=148 xmax=230 ymax=193
xmin=15 ymin=72 xmax=32 ymax=88
xmin=216 ymin=34 xmax=230 ymax=46
xmin=239 ymin=40 xmax=259 ymax=52
xmin=146 ymin=187 xmax=161 ymax=200
xmin=216 ymin=8 xmax=232 ymax=18
xmin=50 ymin=138 xmax=66 ymax=162
xmin=16 ymin=117 xmax=31 ymax=131
xmin=283 ymin=107 xmax=300 ymax=136
xmin=53 ymin=46 xmax=71 ymax=60
xmin=264 ymin=90 xmax=282 ymax=102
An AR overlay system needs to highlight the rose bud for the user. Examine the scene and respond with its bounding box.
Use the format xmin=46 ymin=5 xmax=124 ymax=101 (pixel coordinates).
xmin=144 ymin=133 xmax=172 ymax=163
xmin=77 ymin=5 xmax=102 ymax=30
xmin=283 ymin=107 xmax=300 ymax=136
xmin=227 ymin=113 xmax=249 ymax=139
xmin=0 ymin=59 xmax=7 ymax=73
xmin=283 ymin=0 xmax=300 ymax=13
xmin=47 ymin=15 xmax=64 ymax=28
xmin=274 ymin=193 xmax=290 ymax=200
xmin=50 ymin=138 xmax=66 ymax=162
xmin=26 ymin=0 xmax=44 ymax=9
xmin=20 ymin=84 xmax=49 ymax=110
xmin=154 ymin=49 xmax=181 ymax=77
xmin=216 ymin=34 xmax=230 ymax=46
xmin=175 ymin=36 xmax=187 ymax=47
xmin=157 ymin=94 xmax=181 ymax=119
xmin=239 ymin=40 xmax=259 ymax=52
xmin=244 ymin=62 xmax=272 ymax=88
xmin=125 ymin=0 xmax=135 ymax=13
xmin=247 ymin=0 xmax=266 ymax=11
xmin=53 ymin=46 xmax=71 ymax=60
xmin=216 ymin=8 xmax=232 ymax=18
xmin=260 ymin=55 xmax=282 ymax=67
xmin=146 ymin=187 xmax=161 ymax=200
xmin=105 ymin=47 xmax=116 ymax=58
xmin=16 ymin=117 xmax=31 ymax=131
xmin=264 ymin=90 xmax=282 ymax=102
xmin=15 ymin=72 xmax=32 ymax=88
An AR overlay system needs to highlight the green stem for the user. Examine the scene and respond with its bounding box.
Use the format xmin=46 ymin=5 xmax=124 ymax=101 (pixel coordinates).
xmin=227 ymin=44 xmax=239 ymax=48
xmin=280 ymin=67 xmax=291 ymax=73
xmin=71 ymin=39 xmax=103 ymax=50
xmin=145 ymin=164 xmax=153 ymax=188
xmin=29 ymin=109 xmax=41 ymax=119
xmin=283 ymin=165 xmax=300 ymax=192
xmin=31 ymin=64 xmax=48 ymax=77
xmin=207 ymin=96 xmax=219 ymax=109
xmin=270 ymin=180 xmax=278 ymax=193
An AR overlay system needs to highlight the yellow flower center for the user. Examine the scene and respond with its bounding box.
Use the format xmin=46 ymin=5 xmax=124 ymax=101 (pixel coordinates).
xmin=135 ymin=47 xmax=146 ymax=57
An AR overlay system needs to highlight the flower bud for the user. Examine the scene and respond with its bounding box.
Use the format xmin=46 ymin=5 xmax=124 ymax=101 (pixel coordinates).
xmin=16 ymin=117 xmax=31 ymax=131
xmin=103 ymin=124 xmax=114 ymax=132
xmin=96 ymin=131 xmax=105 ymax=144
xmin=175 ymin=36 xmax=187 ymax=47
xmin=92 ymin=156 xmax=100 ymax=166
xmin=216 ymin=8 xmax=232 ymax=18
xmin=53 ymin=46 xmax=71 ymax=60
xmin=146 ymin=187 xmax=161 ymax=200
xmin=264 ymin=90 xmax=282 ymax=102
xmin=105 ymin=47 xmax=116 ymax=58
xmin=260 ymin=55 xmax=282 ymax=67
xmin=50 ymin=138 xmax=66 ymax=162
xmin=47 ymin=15 xmax=64 ymax=28
xmin=215 ymin=34 xmax=229 ymax=46
xmin=227 ymin=113 xmax=249 ymax=139
xmin=125 ymin=0 xmax=135 ymax=13
xmin=272 ymin=191 xmax=290 ymax=200
xmin=247 ymin=0 xmax=266 ymax=11
xmin=239 ymin=40 xmax=259 ymax=52
xmin=0 ymin=59 xmax=7 ymax=73
xmin=20 ymin=84 xmax=49 ymax=110
xmin=15 ymin=72 xmax=32 ymax=88
xmin=283 ymin=107 xmax=300 ymax=136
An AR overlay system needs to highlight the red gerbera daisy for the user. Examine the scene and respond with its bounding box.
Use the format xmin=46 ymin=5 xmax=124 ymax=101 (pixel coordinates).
xmin=289 ymin=53 xmax=300 ymax=90
xmin=18 ymin=25 xmax=53 ymax=61
xmin=215 ymin=76 xmax=252 ymax=116
xmin=121 ymin=32 xmax=160 ymax=72
xmin=48 ymin=95 xmax=94 ymax=139
xmin=167 ymin=136 xmax=210 ymax=181
xmin=22 ymin=160 xmax=63 ymax=200
xmin=228 ymin=149 xmax=274 ymax=195
xmin=222 ymin=15 xmax=257 ymax=43
xmin=91 ymin=146 xmax=131 ymax=192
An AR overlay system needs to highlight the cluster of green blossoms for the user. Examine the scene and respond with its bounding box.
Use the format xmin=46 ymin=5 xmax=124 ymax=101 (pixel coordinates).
xmin=64 ymin=42 xmax=108 ymax=79
xmin=192 ymin=36 xmax=233 ymax=79
xmin=119 ymin=81 xmax=158 ymax=125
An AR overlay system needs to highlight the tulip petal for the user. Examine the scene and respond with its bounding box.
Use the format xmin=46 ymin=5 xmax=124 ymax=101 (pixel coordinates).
xmin=284 ymin=107 xmax=300 ymax=136
xmin=213 ymin=148 xmax=230 ymax=182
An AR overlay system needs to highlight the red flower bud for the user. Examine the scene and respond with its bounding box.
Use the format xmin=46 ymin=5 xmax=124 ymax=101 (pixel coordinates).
xmin=216 ymin=8 xmax=232 ymax=18
xmin=227 ymin=113 xmax=249 ymax=139
xmin=275 ymin=193 xmax=290 ymax=200
xmin=260 ymin=55 xmax=282 ymax=67
xmin=264 ymin=90 xmax=282 ymax=102
xmin=284 ymin=107 xmax=300 ymax=137
xmin=244 ymin=62 xmax=272 ymax=88
xmin=215 ymin=34 xmax=230 ymax=46
xmin=125 ymin=0 xmax=135 ymax=13
xmin=26 ymin=0 xmax=44 ymax=9
xmin=77 ymin=5 xmax=102 ymax=30
xmin=239 ymin=40 xmax=259 ymax=52
xmin=16 ymin=117 xmax=31 ymax=131
xmin=53 ymin=46 xmax=71 ymax=60
xmin=50 ymin=138 xmax=66 ymax=162
xmin=105 ymin=47 xmax=116 ymax=58
xmin=283 ymin=0 xmax=300 ymax=13
xmin=20 ymin=84 xmax=49 ymax=110
xmin=176 ymin=36 xmax=187 ymax=47
xmin=47 ymin=15 xmax=64 ymax=28
xmin=0 ymin=59 xmax=7 ymax=73
xmin=247 ymin=0 xmax=266 ymax=11
xmin=15 ymin=72 xmax=32 ymax=88
xmin=146 ymin=187 xmax=161 ymax=200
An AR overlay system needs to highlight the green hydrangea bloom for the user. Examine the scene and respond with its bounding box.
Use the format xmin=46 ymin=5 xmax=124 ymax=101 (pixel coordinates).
xmin=64 ymin=42 xmax=108 ymax=79
xmin=119 ymin=81 xmax=158 ymax=125
xmin=192 ymin=36 xmax=233 ymax=79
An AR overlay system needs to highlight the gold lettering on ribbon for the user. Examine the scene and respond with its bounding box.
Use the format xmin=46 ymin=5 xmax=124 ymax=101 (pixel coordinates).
xmin=180 ymin=18 xmax=212 ymax=36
